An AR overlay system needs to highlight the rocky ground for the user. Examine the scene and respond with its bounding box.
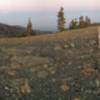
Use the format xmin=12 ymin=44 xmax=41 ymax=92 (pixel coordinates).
xmin=0 ymin=27 xmax=100 ymax=100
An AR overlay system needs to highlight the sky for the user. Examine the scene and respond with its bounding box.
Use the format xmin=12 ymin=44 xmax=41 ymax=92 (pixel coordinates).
xmin=0 ymin=0 xmax=100 ymax=31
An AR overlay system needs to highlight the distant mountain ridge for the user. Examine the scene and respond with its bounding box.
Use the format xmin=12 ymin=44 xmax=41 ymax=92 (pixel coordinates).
xmin=0 ymin=23 xmax=26 ymax=37
xmin=0 ymin=23 xmax=52 ymax=37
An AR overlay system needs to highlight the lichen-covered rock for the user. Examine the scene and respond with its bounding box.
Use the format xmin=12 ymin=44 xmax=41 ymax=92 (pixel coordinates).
xmin=37 ymin=70 xmax=49 ymax=79
xmin=10 ymin=55 xmax=51 ymax=68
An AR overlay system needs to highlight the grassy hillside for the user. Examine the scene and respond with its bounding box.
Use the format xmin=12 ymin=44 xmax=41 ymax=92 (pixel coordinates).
xmin=0 ymin=26 xmax=98 ymax=45
xmin=0 ymin=26 xmax=100 ymax=100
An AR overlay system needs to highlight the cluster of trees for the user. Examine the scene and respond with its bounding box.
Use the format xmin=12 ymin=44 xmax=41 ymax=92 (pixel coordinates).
xmin=57 ymin=7 xmax=91 ymax=32
xmin=26 ymin=7 xmax=92 ymax=35
xmin=69 ymin=16 xmax=91 ymax=29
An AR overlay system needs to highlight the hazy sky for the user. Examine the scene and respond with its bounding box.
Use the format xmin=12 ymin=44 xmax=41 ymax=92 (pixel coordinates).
xmin=0 ymin=0 xmax=100 ymax=31
xmin=0 ymin=0 xmax=100 ymax=12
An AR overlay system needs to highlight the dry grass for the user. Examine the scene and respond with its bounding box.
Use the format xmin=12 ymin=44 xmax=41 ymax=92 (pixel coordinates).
xmin=0 ymin=26 xmax=98 ymax=45
xmin=81 ymin=64 xmax=96 ymax=77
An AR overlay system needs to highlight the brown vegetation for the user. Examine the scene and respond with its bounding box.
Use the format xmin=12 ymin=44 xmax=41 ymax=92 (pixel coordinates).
xmin=0 ymin=26 xmax=98 ymax=45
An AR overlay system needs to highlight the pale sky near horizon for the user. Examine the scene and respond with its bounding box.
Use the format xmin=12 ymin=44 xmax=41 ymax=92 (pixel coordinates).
xmin=0 ymin=0 xmax=100 ymax=31
xmin=0 ymin=0 xmax=100 ymax=12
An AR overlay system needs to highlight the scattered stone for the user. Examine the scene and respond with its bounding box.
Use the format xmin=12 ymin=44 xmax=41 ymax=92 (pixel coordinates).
xmin=37 ymin=70 xmax=49 ymax=78
xmin=90 ymin=40 xmax=96 ymax=45
xmin=95 ymin=79 xmax=100 ymax=87
xmin=68 ymin=50 xmax=73 ymax=54
xmin=89 ymin=48 xmax=94 ymax=53
xmin=48 ymin=67 xmax=56 ymax=75
xmin=4 ymin=86 xmax=9 ymax=90
xmin=70 ymin=43 xmax=75 ymax=48
xmin=68 ymin=62 xmax=72 ymax=65
xmin=81 ymin=64 xmax=96 ymax=77
xmin=64 ymin=44 xmax=69 ymax=49
xmin=20 ymin=79 xmax=31 ymax=94
xmin=54 ymin=45 xmax=64 ymax=50
xmin=10 ymin=55 xmax=51 ymax=67
xmin=8 ymin=71 xmax=16 ymax=76
xmin=31 ymin=68 xmax=36 ymax=72
xmin=80 ymin=55 xmax=85 ymax=59
xmin=10 ymin=61 xmax=21 ymax=69
xmin=51 ymin=78 xmax=56 ymax=83
xmin=60 ymin=83 xmax=70 ymax=92
xmin=73 ymin=96 xmax=81 ymax=100
xmin=43 ymin=64 xmax=49 ymax=69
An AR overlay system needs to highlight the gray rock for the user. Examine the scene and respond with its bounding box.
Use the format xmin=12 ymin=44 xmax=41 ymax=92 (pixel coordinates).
xmin=43 ymin=64 xmax=49 ymax=69
xmin=95 ymin=79 xmax=100 ymax=87
xmin=70 ymin=43 xmax=75 ymax=48
xmin=37 ymin=70 xmax=49 ymax=78
xmin=10 ymin=55 xmax=51 ymax=68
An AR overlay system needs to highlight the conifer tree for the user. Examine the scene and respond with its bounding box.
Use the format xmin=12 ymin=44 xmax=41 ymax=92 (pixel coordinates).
xmin=26 ymin=18 xmax=33 ymax=36
xmin=85 ymin=16 xmax=91 ymax=26
xmin=79 ymin=16 xmax=91 ymax=28
xmin=57 ymin=7 xmax=66 ymax=32
xmin=79 ymin=16 xmax=86 ymax=28
xmin=69 ymin=18 xmax=78 ymax=29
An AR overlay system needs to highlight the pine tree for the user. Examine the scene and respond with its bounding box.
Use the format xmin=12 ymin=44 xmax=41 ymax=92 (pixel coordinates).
xmin=69 ymin=18 xmax=78 ymax=29
xmin=79 ymin=16 xmax=91 ymax=28
xmin=26 ymin=18 xmax=33 ymax=36
xmin=85 ymin=16 xmax=91 ymax=26
xmin=57 ymin=7 xmax=66 ymax=32
xmin=79 ymin=16 xmax=86 ymax=28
